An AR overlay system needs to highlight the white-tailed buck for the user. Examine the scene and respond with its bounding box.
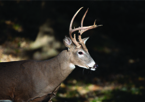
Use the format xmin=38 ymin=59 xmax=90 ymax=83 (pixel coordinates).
xmin=0 ymin=7 xmax=102 ymax=102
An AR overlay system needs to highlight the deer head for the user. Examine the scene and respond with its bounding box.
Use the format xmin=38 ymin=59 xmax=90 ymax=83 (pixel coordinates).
xmin=63 ymin=7 xmax=102 ymax=71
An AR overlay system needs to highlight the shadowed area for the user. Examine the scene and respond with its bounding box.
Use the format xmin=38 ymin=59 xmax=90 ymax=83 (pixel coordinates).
xmin=0 ymin=1 xmax=145 ymax=102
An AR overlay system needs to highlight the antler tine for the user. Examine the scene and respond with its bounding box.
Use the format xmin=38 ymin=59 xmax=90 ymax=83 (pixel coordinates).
xmin=78 ymin=8 xmax=98 ymax=35
xmin=69 ymin=7 xmax=83 ymax=47
xmin=78 ymin=9 xmax=103 ymax=43
xmin=80 ymin=8 xmax=89 ymax=34
xmin=78 ymin=8 xmax=89 ymax=43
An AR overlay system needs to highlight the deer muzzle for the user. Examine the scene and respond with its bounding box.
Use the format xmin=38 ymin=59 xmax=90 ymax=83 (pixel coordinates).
xmin=86 ymin=58 xmax=98 ymax=71
xmin=88 ymin=63 xmax=98 ymax=71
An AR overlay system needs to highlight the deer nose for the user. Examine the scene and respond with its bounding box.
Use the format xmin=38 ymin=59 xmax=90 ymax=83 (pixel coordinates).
xmin=93 ymin=64 xmax=98 ymax=68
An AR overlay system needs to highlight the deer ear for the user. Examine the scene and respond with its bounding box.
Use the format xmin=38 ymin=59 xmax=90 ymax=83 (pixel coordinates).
xmin=63 ymin=36 xmax=72 ymax=48
xmin=82 ymin=37 xmax=89 ymax=44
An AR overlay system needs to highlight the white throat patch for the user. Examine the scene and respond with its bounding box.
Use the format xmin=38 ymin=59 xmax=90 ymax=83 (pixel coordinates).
xmin=69 ymin=63 xmax=75 ymax=69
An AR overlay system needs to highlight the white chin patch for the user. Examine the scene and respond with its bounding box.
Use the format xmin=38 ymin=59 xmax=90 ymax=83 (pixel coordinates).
xmin=69 ymin=63 xmax=75 ymax=69
xmin=90 ymin=68 xmax=96 ymax=71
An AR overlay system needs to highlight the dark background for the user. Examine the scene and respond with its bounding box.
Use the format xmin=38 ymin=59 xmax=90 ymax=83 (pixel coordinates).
xmin=0 ymin=1 xmax=145 ymax=102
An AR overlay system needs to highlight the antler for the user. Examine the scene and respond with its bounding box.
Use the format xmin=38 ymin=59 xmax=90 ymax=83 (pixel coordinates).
xmin=69 ymin=7 xmax=102 ymax=47
xmin=78 ymin=8 xmax=102 ymax=43
xmin=69 ymin=7 xmax=83 ymax=48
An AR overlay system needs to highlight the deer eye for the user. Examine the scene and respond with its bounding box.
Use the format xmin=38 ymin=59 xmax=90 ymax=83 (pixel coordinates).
xmin=78 ymin=51 xmax=83 ymax=55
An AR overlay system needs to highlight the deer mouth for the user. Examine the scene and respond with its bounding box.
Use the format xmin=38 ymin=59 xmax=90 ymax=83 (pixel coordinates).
xmin=89 ymin=64 xmax=98 ymax=71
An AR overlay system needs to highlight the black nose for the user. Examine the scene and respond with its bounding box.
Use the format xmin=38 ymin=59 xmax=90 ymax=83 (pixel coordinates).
xmin=93 ymin=64 xmax=98 ymax=68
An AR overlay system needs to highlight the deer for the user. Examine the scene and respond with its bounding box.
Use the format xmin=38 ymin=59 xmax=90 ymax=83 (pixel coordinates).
xmin=0 ymin=7 xmax=102 ymax=102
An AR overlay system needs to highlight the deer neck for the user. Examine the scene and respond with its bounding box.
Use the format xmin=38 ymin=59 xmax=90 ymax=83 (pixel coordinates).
xmin=41 ymin=49 xmax=75 ymax=86
xmin=29 ymin=50 xmax=75 ymax=99
xmin=54 ymin=50 xmax=75 ymax=78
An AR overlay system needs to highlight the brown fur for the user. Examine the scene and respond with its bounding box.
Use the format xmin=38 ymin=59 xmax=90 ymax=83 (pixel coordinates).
xmin=0 ymin=50 xmax=73 ymax=102
xmin=0 ymin=39 xmax=95 ymax=102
